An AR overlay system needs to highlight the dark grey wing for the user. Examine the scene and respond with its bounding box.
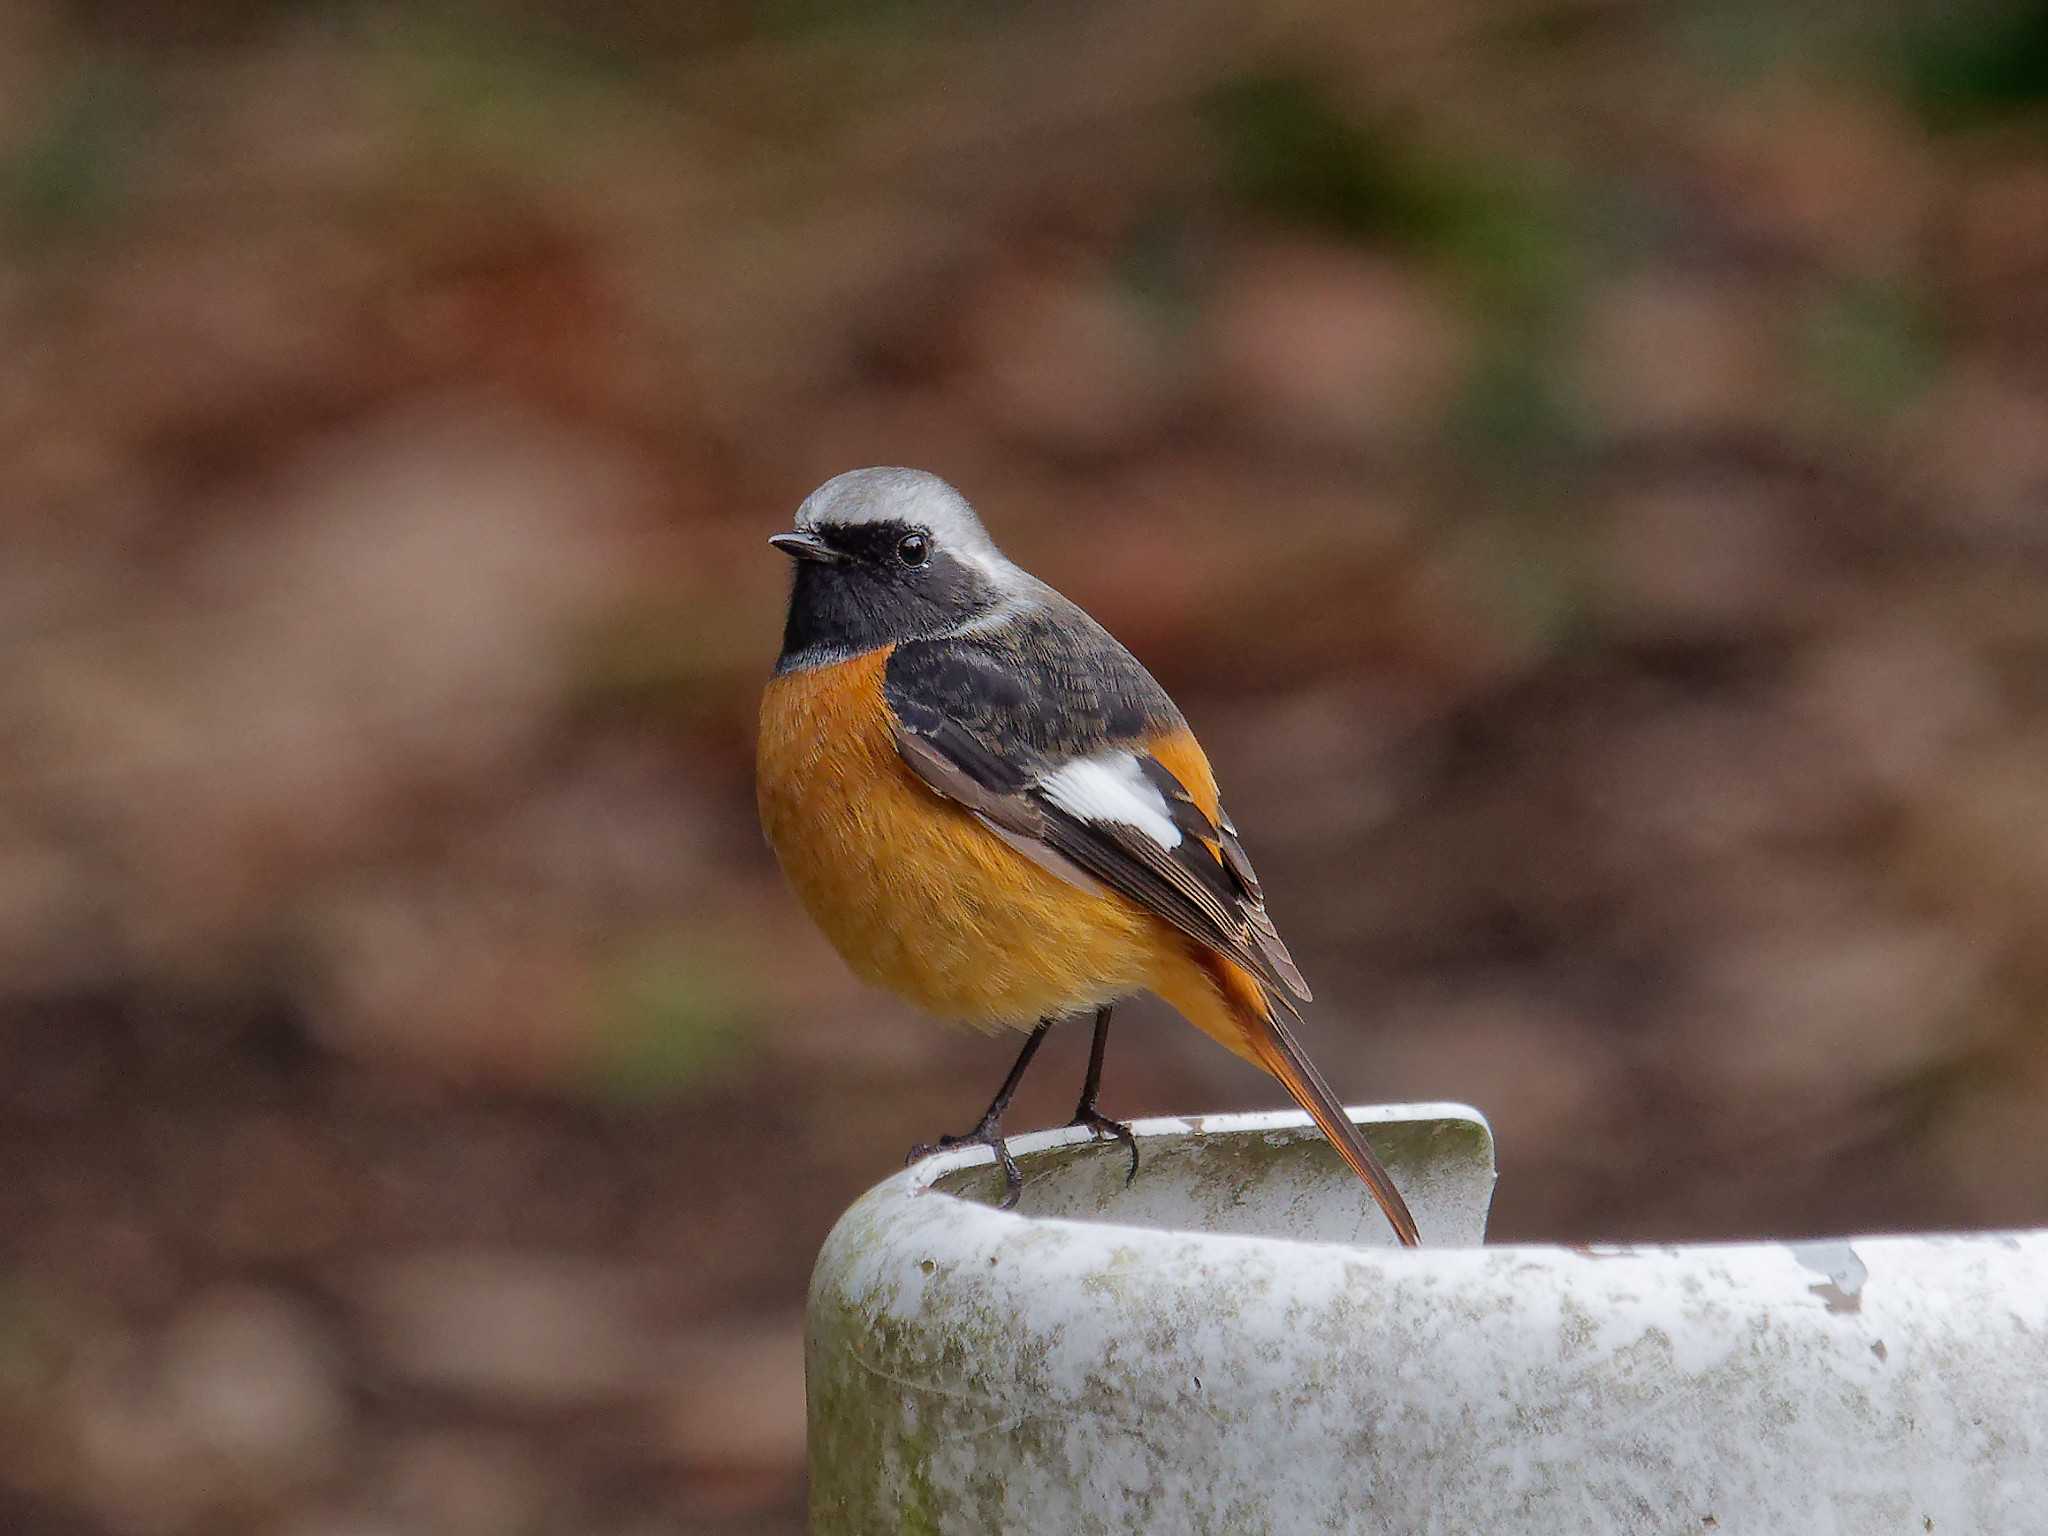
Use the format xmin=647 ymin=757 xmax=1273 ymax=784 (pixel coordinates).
xmin=883 ymin=618 xmax=1310 ymax=1007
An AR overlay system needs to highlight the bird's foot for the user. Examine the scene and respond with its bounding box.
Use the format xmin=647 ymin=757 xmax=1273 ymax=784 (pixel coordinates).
xmin=906 ymin=1118 xmax=1026 ymax=1209
xmin=1069 ymin=1107 xmax=1139 ymax=1186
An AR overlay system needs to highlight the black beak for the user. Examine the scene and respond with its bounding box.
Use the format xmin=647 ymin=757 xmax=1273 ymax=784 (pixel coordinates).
xmin=769 ymin=531 xmax=845 ymax=565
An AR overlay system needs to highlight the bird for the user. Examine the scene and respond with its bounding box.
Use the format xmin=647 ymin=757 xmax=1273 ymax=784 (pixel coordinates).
xmin=755 ymin=467 xmax=1420 ymax=1246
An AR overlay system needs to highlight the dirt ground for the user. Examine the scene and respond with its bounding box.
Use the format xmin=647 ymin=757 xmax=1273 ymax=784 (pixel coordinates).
xmin=4 ymin=2 xmax=2048 ymax=1531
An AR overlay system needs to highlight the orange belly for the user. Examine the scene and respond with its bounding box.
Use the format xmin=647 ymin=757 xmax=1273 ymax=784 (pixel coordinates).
xmin=756 ymin=647 xmax=1179 ymax=1030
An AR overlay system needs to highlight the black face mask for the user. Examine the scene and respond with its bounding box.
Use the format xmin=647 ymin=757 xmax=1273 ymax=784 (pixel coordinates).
xmin=777 ymin=520 xmax=1003 ymax=670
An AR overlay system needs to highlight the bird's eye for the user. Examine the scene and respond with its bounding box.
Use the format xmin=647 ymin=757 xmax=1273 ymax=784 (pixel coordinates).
xmin=896 ymin=532 xmax=930 ymax=567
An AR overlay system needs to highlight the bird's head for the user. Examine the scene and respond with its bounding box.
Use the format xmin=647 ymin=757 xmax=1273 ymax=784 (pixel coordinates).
xmin=770 ymin=468 xmax=1022 ymax=671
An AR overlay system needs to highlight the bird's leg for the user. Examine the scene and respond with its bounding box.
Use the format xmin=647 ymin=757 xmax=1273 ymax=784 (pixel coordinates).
xmin=1067 ymin=1005 xmax=1139 ymax=1185
xmin=907 ymin=1019 xmax=1052 ymax=1209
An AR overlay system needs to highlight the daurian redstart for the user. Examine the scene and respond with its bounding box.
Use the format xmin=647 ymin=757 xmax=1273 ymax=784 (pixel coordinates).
xmin=756 ymin=468 xmax=1419 ymax=1245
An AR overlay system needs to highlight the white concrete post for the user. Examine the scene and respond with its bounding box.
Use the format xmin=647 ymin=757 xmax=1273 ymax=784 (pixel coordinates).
xmin=807 ymin=1104 xmax=2048 ymax=1533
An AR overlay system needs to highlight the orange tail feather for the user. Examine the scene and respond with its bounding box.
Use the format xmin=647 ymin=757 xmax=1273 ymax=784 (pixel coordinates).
xmin=1174 ymin=953 xmax=1421 ymax=1247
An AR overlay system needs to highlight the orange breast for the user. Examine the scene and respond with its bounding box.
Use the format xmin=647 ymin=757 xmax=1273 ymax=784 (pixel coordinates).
xmin=755 ymin=649 xmax=1173 ymax=1030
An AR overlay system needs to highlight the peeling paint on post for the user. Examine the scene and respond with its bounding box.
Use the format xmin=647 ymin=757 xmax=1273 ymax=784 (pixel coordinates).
xmin=806 ymin=1104 xmax=2048 ymax=1534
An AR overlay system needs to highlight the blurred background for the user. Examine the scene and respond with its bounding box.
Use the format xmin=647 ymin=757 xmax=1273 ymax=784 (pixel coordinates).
xmin=4 ymin=0 xmax=2048 ymax=1530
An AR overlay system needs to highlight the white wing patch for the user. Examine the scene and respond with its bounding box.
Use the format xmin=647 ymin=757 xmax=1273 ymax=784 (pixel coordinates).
xmin=1037 ymin=752 xmax=1183 ymax=850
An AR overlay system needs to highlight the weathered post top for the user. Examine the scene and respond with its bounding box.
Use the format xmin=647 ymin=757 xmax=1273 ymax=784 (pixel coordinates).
xmin=806 ymin=1104 xmax=2048 ymax=1534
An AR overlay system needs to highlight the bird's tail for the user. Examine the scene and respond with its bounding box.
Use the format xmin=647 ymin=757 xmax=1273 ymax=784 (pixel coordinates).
xmin=1165 ymin=951 xmax=1422 ymax=1247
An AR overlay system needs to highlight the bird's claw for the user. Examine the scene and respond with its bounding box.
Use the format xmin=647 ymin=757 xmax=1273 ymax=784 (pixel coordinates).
xmin=906 ymin=1122 xmax=1026 ymax=1209
xmin=1070 ymin=1109 xmax=1140 ymax=1186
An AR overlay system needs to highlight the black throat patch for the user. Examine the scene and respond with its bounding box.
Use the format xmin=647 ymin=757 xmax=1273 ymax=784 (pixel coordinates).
xmin=775 ymin=519 xmax=1005 ymax=672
